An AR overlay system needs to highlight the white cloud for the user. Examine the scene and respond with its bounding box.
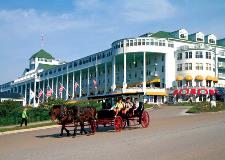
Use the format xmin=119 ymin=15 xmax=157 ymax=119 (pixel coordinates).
xmin=123 ymin=0 xmax=176 ymax=22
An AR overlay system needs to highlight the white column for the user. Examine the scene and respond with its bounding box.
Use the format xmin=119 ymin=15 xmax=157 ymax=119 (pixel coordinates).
xmin=72 ymin=72 xmax=75 ymax=98
xmin=87 ymin=68 xmax=90 ymax=96
xmin=66 ymin=72 xmax=69 ymax=100
xmin=29 ymin=82 xmax=31 ymax=105
xmin=79 ymin=70 xmax=82 ymax=97
xmin=104 ymin=63 xmax=108 ymax=94
xmin=25 ymin=83 xmax=27 ymax=105
xmin=95 ymin=65 xmax=98 ymax=95
xmin=43 ymin=80 xmax=45 ymax=102
xmin=61 ymin=75 xmax=63 ymax=99
xmin=34 ymin=80 xmax=37 ymax=107
xmin=123 ymin=53 xmax=127 ymax=92
xmin=56 ymin=76 xmax=58 ymax=99
xmin=38 ymin=81 xmax=40 ymax=104
xmin=51 ymin=78 xmax=54 ymax=93
xmin=111 ymin=55 xmax=116 ymax=91
xmin=143 ymin=52 xmax=146 ymax=93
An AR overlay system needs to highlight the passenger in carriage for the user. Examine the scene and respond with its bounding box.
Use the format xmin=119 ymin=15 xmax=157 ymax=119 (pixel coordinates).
xmin=123 ymin=97 xmax=133 ymax=115
xmin=112 ymin=97 xmax=125 ymax=117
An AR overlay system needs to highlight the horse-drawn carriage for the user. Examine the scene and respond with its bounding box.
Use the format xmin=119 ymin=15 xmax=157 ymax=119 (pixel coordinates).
xmin=50 ymin=92 xmax=150 ymax=137
xmin=88 ymin=92 xmax=150 ymax=132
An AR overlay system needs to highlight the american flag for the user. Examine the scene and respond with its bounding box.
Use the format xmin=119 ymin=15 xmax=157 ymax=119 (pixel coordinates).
xmin=59 ymin=84 xmax=65 ymax=96
xmin=74 ymin=82 xmax=79 ymax=92
xmin=38 ymin=89 xmax=43 ymax=98
xmin=93 ymin=79 xmax=97 ymax=89
xmin=46 ymin=88 xmax=53 ymax=97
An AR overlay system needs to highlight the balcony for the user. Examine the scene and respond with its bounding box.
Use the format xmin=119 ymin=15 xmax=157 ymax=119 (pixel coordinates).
xmin=218 ymin=62 xmax=225 ymax=68
xmin=218 ymin=73 xmax=225 ymax=79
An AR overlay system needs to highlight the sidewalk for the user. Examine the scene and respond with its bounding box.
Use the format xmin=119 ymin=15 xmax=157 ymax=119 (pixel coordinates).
xmin=0 ymin=120 xmax=52 ymax=129
xmin=0 ymin=120 xmax=59 ymax=136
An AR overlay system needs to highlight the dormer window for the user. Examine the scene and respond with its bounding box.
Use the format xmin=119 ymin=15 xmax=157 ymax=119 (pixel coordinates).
xmin=180 ymin=34 xmax=186 ymax=39
xmin=209 ymin=39 xmax=215 ymax=44
xmin=197 ymin=38 xmax=203 ymax=42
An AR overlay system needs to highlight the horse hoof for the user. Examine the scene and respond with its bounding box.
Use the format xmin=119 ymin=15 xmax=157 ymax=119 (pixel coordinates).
xmin=67 ymin=133 xmax=71 ymax=137
xmin=58 ymin=134 xmax=63 ymax=138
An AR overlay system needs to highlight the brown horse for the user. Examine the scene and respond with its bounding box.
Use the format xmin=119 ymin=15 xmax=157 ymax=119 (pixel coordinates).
xmin=50 ymin=105 xmax=96 ymax=137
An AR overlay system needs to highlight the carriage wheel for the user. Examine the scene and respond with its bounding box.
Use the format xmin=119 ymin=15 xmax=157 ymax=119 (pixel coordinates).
xmin=114 ymin=116 xmax=122 ymax=132
xmin=141 ymin=111 xmax=150 ymax=128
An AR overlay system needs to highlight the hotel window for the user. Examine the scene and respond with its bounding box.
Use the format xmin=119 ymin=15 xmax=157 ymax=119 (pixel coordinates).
xmin=196 ymin=51 xmax=203 ymax=58
xmin=185 ymin=63 xmax=188 ymax=70
xmin=121 ymin=43 xmax=124 ymax=47
xmin=134 ymin=40 xmax=137 ymax=46
xmin=63 ymin=66 xmax=66 ymax=70
xmin=142 ymin=39 xmax=145 ymax=45
xmin=206 ymin=63 xmax=211 ymax=70
xmin=58 ymin=68 xmax=61 ymax=72
xmin=146 ymin=39 xmax=150 ymax=45
xmin=79 ymin=60 xmax=82 ymax=65
xmin=130 ymin=40 xmax=133 ymax=46
xmin=196 ymin=63 xmax=203 ymax=70
xmin=138 ymin=39 xmax=141 ymax=45
xmin=150 ymin=39 xmax=154 ymax=45
xmin=206 ymin=52 xmax=211 ymax=59
xmin=189 ymin=63 xmax=192 ymax=70
xmin=135 ymin=72 xmax=137 ymax=78
xmin=155 ymin=40 xmax=158 ymax=46
xmin=126 ymin=40 xmax=129 ymax=47
xmin=180 ymin=34 xmax=186 ymax=39
xmin=168 ymin=42 xmax=174 ymax=48
xmin=162 ymin=40 xmax=166 ymax=46
xmin=177 ymin=53 xmax=182 ymax=60
xmin=162 ymin=66 xmax=164 ymax=72
xmin=189 ymin=52 xmax=192 ymax=58
xmin=159 ymin=40 xmax=163 ymax=46
xmin=185 ymin=63 xmax=192 ymax=70
xmin=185 ymin=52 xmax=188 ymax=59
xmin=177 ymin=64 xmax=182 ymax=71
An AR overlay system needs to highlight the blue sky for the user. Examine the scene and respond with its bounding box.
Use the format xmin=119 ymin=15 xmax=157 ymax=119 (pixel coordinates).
xmin=0 ymin=0 xmax=225 ymax=84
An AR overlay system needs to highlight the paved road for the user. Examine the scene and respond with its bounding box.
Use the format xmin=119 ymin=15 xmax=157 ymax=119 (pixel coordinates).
xmin=1 ymin=106 xmax=225 ymax=160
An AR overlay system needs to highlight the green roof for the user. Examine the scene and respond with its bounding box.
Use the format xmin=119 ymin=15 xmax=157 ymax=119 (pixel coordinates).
xmin=30 ymin=49 xmax=54 ymax=60
xmin=150 ymin=31 xmax=175 ymax=39
xmin=37 ymin=64 xmax=57 ymax=70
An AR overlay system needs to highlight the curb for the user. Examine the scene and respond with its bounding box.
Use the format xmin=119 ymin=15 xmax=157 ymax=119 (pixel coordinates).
xmin=0 ymin=125 xmax=59 ymax=136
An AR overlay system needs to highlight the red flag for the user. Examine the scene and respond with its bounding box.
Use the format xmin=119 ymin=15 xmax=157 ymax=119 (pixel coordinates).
xmin=74 ymin=82 xmax=79 ymax=92
xmin=59 ymin=84 xmax=65 ymax=96
xmin=38 ymin=89 xmax=43 ymax=98
xmin=46 ymin=88 xmax=53 ymax=97
xmin=93 ymin=79 xmax=97 ymax=89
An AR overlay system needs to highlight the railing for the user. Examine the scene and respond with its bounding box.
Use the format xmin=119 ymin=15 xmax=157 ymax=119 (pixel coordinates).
xmin=218 ymin=62 xmax=225 ymax=68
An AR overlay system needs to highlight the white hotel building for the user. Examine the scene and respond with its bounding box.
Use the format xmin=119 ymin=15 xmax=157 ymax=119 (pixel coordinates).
xmin=0 ymin=29 xmax=225 ymax=106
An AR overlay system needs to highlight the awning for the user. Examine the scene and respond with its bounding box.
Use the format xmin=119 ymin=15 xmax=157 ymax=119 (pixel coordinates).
xmin=178 ymin=88 xmax=189 ymax=95
xmin=205 ymin=75 xmax=213 ymax=81
xmin=173 ymin=89 xmax=179 ymax=96
xmin=146 ymin=78 xmax=160 ymax=84
xmin=195 ymin=75 xmax=204 ymax=81
xmin=190 ymin=88 xmax=197 ymax=94
xmin=213 ymin=77 xmax=218 ymax=83
xmin=184 ymin=75 xmax=193 ymax=81
xmin=146 ymin=91 xmax=167 ymax=96
xmin=197 ymin=88 xmax=208 ymax=95
xmin=176 ymin=75 xmax=183 ymax=81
